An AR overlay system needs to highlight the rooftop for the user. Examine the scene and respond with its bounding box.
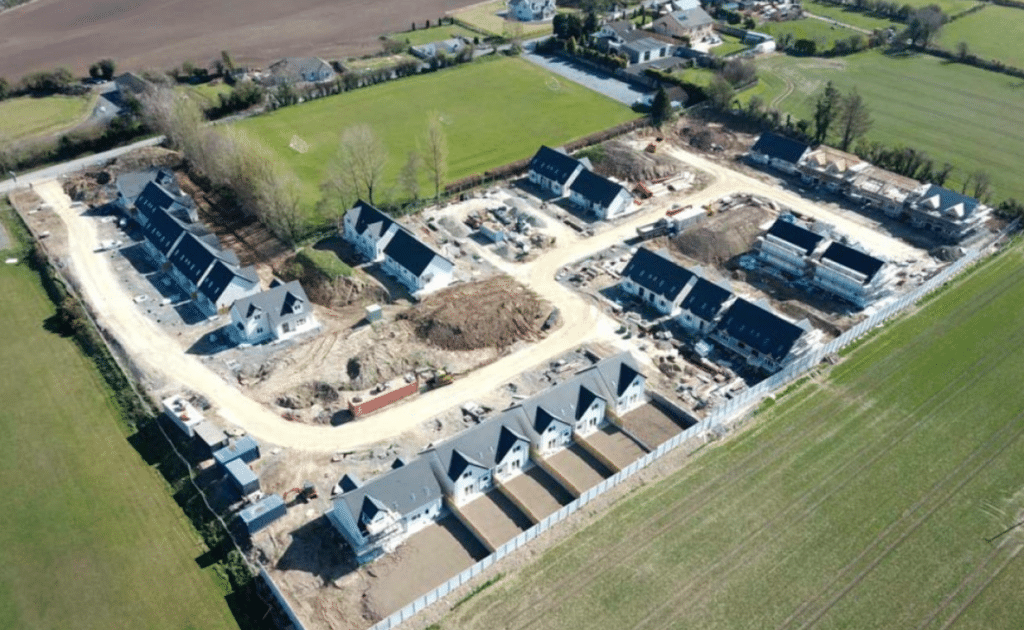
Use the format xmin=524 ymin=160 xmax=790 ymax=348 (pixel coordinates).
xmin=383 ymin=228 xmax=450 ymax=277
xmin=764 ymin=218 xmax=825 ymax=255
xmin=569 ymin=169 xmax=630 ymax=206
xmin=751 ymin=132 xmax=810 ymax=165
xmin=715 ymin=298 xmax=805 ymax=362
xmin=621 ymin=247 xmax=695 ymax=301
xmin=529 ymin=145 xmax=584 ymax=186
xmin=820 ymin=242 xmax=884 ymax=283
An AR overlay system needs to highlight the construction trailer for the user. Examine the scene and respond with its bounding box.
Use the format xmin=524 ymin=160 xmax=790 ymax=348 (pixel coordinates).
xmin=239 ymin=494 xmax=287 ymax=535
xmin=161 ymin=395 xmax=204 ymax=437
xmin=226 ymin=459 xmax=260 ymax=495
xmin=213 ymin=435 xmax=261 ymax=467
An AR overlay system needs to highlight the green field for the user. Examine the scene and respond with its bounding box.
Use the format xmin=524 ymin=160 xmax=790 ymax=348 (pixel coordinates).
xmin=759 ymin=17 xmax=863 ymax=50
xmin=445 ymin=240 xmax=1024 ymax=630
xmin=903 ymin=0 xmax=981 ymax=12
xmin=0 ymin=94 xmax=96 ymax=142
xmin=711 ymin=33 xmax=750 ymax=57
xmin=237 ymin=57 xmax=636 ymax=221
xmin=751 ymin=51 xmax=1024 ymax=202
xmin=803 ymin=1 xmax=902 ymax=30
xmin=0 ymin=220 xmax=238 ymax=630
xmin=186 ymin=81 xmax=234 ymax=107
xmin=389 ymin=23 xmax=483 ymax=46
xmin=939 ymin=5 xmax=1024 ymax=68
xmin=450 ymin=1 xmax=554 ymax=37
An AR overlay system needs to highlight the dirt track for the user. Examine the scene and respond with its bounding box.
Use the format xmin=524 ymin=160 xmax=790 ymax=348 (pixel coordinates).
xmin=0 ymin=0 xmax=477 ymax=78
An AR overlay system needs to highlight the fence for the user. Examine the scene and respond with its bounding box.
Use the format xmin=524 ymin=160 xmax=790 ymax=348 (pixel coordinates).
xmin=260 ymin=567 xmax=309 ymax=630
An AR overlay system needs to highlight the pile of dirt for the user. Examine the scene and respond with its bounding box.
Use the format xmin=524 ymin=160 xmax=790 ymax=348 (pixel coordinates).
xmin=109 ymin=146 xmax=183 ymax=174
xmin=401 ymin=277 xmax=551 ymax=351
xmin=673 ymin=204 xmax=772 ymax=266
xmin=588 ymin=140 xmax=681 ymax=181
xmin=279 ymin=256 xmax=388 ymax=308
xmin=276 ymin=380 xmax=339 ymax=409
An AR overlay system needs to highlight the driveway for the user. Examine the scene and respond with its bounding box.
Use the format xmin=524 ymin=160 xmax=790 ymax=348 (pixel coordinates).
xmin=522 ymin=52 xmax=650 ymax=106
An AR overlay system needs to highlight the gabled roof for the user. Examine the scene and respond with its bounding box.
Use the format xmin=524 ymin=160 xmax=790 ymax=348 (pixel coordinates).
xmin=667 ymin=6 xmax=713 ymax=27
xmin=232 ymin=280 xmax=310 ymax=329
xmin=764 ymin=218 xmax=824 ymax=255
xmin=680 ymin=277 xmax=732 ymax=322
xmin=570 ymin=169 xmax=630 ymax=207
xmin=337 ymin=456 xmax=444 ymax=524
xmin=820 ymin=242 xmax=884 ymax=283
xmin=135 ymin=181 xmax=177 ymax=219
xmin=338 ymin=473 xmax=362 ymax=492
xmin=348 ymin=200 xmax=395 ymax=239
xmin=114 ymin=72 xmax=151 ymax=95
xmin=513 ymin=377 xmax=607 ymax=436
xmin=914 ymin=184 xmax=983 ymax=219
xmin=141 ymin=208 xmax=186 ymax=255
xmin=588 ymin=352 xmax=645 ymax=397
xmin=751 ymin=132 xmax=810 ymax=165
xmin=529 ymin=146 xmax=584 ymax=186
xmin=168 ymin=232 xmax=217 ymax=284
xmin=715 ymin=298 xmax=805 ymax=362
xmin=198 ymin=260 xmax=258 ymax=303
xmin=118 ymin=169 xmax=177 ymax=205
xmin=428 ymin=411 xmax=530 ymax=481
xmin=383 ymin=228 xmax=450 ymax=277
xmin=269 ymin=57 xmax=334 ymax=79
xmin=621 ymin=247 xmax=694 ymax=300
xmin=802 ymin=146 xmax=862 ymax=174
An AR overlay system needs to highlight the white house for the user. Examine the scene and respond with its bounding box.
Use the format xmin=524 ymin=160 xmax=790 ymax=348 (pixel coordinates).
xmin=620 ymin=247 xmax=697 ymax=316
xmin=748 ymin=132 xmax=811 ymax=175
xmin=847 ymin=166 xmax=920 ymax=217
xmin=585 ymin=352 xmax=646 ymax=415
xmin=230 ymin=280 xmax=319 ymax=345
xmin=528 ymin=145 xmax=585 ymax=196
xmin=710 ymin=298 xmax=813 ymax=373
xmin=756 ymin=217 xmax=826 ymax=276
xmin=341 ymin=200 xmax=400 ymax=262
xmin=811 ymin=242 xmax=889 ymax=307
xmin=568 ymin=169 xmax=635 ymax=219
xmin=381 ymin=227 xmax=454 ymax=296
xmin=797 ymin=145 xmax=866 ymax=193
xmin=509 ymin=0 xmax=556 ymax=21
xmin=592 ymin=21 xmax=672 ymax=65
xmin=197 ymin=260 xmax=260 ymax=314
xmin=266 ymin=57 xmax=336 ymax=85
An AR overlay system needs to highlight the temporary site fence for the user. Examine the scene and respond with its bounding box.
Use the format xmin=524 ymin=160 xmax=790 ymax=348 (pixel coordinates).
xmin=363 ymin=242 xmax=993 ymax=630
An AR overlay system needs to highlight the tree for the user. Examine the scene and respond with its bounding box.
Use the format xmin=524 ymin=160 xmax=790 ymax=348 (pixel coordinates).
xmin=793 ymin=39 xmax=817 ymax=55
xmin=260 ymin=172 xmax=307 ymax=247
xmin=707 ymin=74 xmax=735 ymax=111
xmin=905 ymin=5 xmax=945 ymax=48
xmin=812 ymin=80 xmax=841 ymax=143
xmin=88 ymin=63 xmax=101 ymax=80
xmin=423 ymin=114 xmax=449 ymax=203
xmin=651 ymin=86 xmax=672 ymax=128
xmin=0 ymin=77 xmax=9 ymax=101
xmin=399 ymin=151 xmax=421 ymax=201
xmin=955 ymin=41 xmax=970 ymax=61
xmin=836 ymin=88 xmax=872 ymax=151
xmin=584 ymin=11 xmax=599 ymax=35
xmin=98 ymin=58 xmax=116 ymax=80
xmin=329 ymin=124 xmax=389 ymax=205
xmin=970 ymin=169 xmax=992 ymax=201
xmin=745 ymin=94 xmax=765 ymax=121
xmin=221 ymin=50 xmax=235 ymax=73
xmin=934 ymin=162 xmax=953 ymax=187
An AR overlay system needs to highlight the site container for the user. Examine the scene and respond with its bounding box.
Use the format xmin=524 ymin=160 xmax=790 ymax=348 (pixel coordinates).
xmin=240 ymin=494 xmax=287 ymax=535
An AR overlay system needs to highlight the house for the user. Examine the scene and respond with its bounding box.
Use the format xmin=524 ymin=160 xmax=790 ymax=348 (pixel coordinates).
xmin=583 ymin=351 xmax=647 ymax=415
xmin=528 ymin=146 xmax=585 ymax=196
xmin=132 ymin=178 xmax=198 ymax=225
xmin=341 ymin=200 xmax=400 ymax=262
xmin=620 ymin=247 xmax=696 ymax=316
xmin=113 ymin=72 xmax=152 ymax=102
xmin=905 ymin=184 xmax=991 ymax=242
xmin=509 ymin=0 xmax=556 ymax=21
xmin=710 ymin=298 xmax=812 ymax=372
xmin=266 ymin=57 xmax=336 ymax=85
xmin=225 ymin=459 xmax=260 ymax=495
xmin=592 ymin=21 xmax=673 ymax=64
xmin=410 ymin=38 xmax=467 ymax=60
xmin=846 ymin=166 xmax=920 ymax=217
xmin=327 ymin=456 xmax=446 ymax=563
xmin=115 ymin=169 xmax=179 ymax=214
xmin=651 ymin=7 xmax=715 ymax=43
xmin=677 ymin=276 xmax=732 ymax=334
xmin=166 ymin=231 xmax=219 ymax=298
xmin=381 ymin=228 xmax=455 ymax=296
xmin=812 ymin=242 xmax=888 ymax=307
xmin=230 ymin=280 xmax=318 ymax=345
xmin=748 ymin=133 xmax=811 ymax=174
xmin=568 ymin=169 xmax=635 ymax=219
xmin=756 ymin=217 xmax=826 ymax=275
xmin=798 ymin=146 xmax=867 ymax=193
xmin=139 ymin=205 xmax=187 ymax=264
xmin=196 ymin=260 xmax=260 ymax=314
xmin=425 ymin=411 xmax=532 ymax=506
xmin=512 ymin=378 xmax=605 ymax=454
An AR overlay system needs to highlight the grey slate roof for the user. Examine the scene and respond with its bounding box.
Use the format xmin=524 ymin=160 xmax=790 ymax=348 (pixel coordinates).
xmin=680 ymin=277 xmax=732 ymax=322
xmin=587 ymin=351 xmax=644 ymax=397
xmin=765 ymin=218 xmax=824 ymax=255
xmin=383 ymin=228 xmax=449 ymax=277
xmin=914 ymin=184 xmax=983 ymax=218
xmin=349 ymin=200 xmax=395 ymax=239
xmin=198 ymin=260 xmax=258 ymax=303
xmin=232 ymin=280 xmax=310 ymax=330
xmin=751 ymin=132 xmax=810 ymax=165
xmin=669 ymin=6 xmax=713 ymax=28
xmin=623 ymin=36 xmax=668 ymax=53
xmin=621 ymin=247 xmax=695 ymax=300
xmin=142 ymin=208 xmax=186 ymax=255
xmin=338 ymin=456 xmax=444 ymax=526
xmin=529 ymin=146 xmax=583 ymax=186
xmin=119 ymin=169 xmax=177 ymax=206
xmin=570 ymin=169 xmax=629 ymax=207
xmin=428 ymin=411 xmax=530 ymax=481
xmin=169 ymin=232 xmax=217 ymax=284
xmin=820 ymin=242 xmax=884 ymax=283
xmin=513 ymin=376 xmax=605 ymax=434
xmin=714 ymin=298 xmax=804 ymax=361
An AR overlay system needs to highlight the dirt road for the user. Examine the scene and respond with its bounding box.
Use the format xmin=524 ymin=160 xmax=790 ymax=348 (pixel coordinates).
xmin=39 ymin=142 xmax=921 ymax=453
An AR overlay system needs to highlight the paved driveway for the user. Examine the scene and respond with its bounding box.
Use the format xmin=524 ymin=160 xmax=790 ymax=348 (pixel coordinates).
xmin=522 ymin=52 xmax=650 ymax=106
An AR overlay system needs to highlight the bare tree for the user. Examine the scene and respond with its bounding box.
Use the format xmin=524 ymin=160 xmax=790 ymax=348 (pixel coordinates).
xmin=328 ymin=124 xmax=388 ymax=205
xmin=261 ymin=173 xmax=307 ymax=247
xmin=423 ymin=114 xmax=448 ymax=203
xmin=837 ymin=89 xmax=872 ymax=151
xmin=970 ymin=170 xmax=992 ymax=201
xmin=398 ymin=150 xmax=421 ymax=201
xmin=142 ymin=86 xmax=204 ymax=160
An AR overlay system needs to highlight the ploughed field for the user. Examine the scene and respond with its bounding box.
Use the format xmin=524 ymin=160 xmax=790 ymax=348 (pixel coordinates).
xmin=443 ymin=240 xmax=1024 ymax=630
xmin=0 ymin=0 xmax=478 ymax=78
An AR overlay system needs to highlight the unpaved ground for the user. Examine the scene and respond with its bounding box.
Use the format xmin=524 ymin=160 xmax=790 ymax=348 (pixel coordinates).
xmin=0 ymin=0 xmax=479 ymax=78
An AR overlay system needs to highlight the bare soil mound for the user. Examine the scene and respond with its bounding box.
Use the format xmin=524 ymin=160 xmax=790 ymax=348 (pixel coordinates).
xmin=673 ymin=204 xmax=772 ymax=267
xmin=401 ymin=277 xmax=551 ymax=351
xmin=588 ymin=140 xmax=681 ymax=181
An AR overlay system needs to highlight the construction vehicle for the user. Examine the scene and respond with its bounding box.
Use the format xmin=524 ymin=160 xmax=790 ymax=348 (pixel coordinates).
xmin=426 ymin=369 xmax=454 ymax=389
xmin=284 ymin=482 xmax=318 ymax=504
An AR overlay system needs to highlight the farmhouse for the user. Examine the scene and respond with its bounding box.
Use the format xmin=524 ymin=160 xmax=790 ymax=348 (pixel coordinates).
xmin=528 ymin=145 xmax=585 ymax=196
xmin=620 ymin=247 xmax=697 ymax=316
xmin=568 ymin=169 xmax=635 ymax=219
xmin=798 ymin=146 xmax=867 ymax=193
xmin=651 ymin=7 xmax=715 ymax=43
xmin=230 ymin=280 xmax=318 ymax=345
xmin=846 ymin=166 xmax=920 ymax=216
xmin=812 ymin=242 xmax=889 ymax=307
xmin=756 ymin=217 xmax=826 ymax=275
xmin=410 ymin=38 xmax=467 ymax=60
xmin=905 ymin=184 xmax=992 ymax=242
xmin=342 ymin=200 xmax=400 ymax=262
xmin=710 ymin=298 xmax=813 ymax=373
xmin=266 ymin=57 xmax=336 ymax=85
xmin=748 ymin=132 xmax=811 ymax=174
xmin=509 ymin=0 xmax=556 ymax=21
xmin=382 ymin=227 xmax=455 ymax=296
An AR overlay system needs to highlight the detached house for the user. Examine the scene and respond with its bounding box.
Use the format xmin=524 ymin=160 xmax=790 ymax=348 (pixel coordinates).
xmin=905 ymin=184 xmax=991 ymax=242
xmin=381 ymin=228 xmax=455 ymax=296
xmin=528 ymin=146 xmax=586 ymax=196
xmin=230 ymin=280 xmax=318 ymax=344
xmin=812 ymin=242 xmax=888 ymax=307
xmin=509 ymin=0 xmax=556 ymax=21
xmin=266 ymin=57 xmax=336 ymax=85
xmin=568 ymin=169 xmax=635 ymax=219
xmin=342 ymin=200 xmax=400 ymax=262
xmin=651 ymin=7 xmax=715 ymax=43
xmin=620 ymin=247 xmax=696 ymax=316
xmin=748 ymin=133 xmax=811 ymax=175
xmin=756 ymin=217 xmax=826 ymax=275
xmin=592 ymin=21 xmax=672 ymax=64
xmin=710 ymin=298 xmax=812 ymax=373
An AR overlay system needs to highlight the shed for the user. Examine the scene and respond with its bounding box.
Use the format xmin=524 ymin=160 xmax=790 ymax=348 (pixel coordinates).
xmin=213 ymin=435 xmax=261 ymax=467
xmin=239 ymin=494 xmax=287 ymax=535
xmin=226 ymin=459 xmax=260 ymax=495
xmin=365 ymin=304 xmax=383 ymax=323
xmin=479 ymin=222 xmax=505 ymax=243
xmin=193 ymin=421 xmax=229 ymax=452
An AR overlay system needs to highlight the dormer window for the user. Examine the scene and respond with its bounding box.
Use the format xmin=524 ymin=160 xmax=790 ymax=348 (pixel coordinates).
xmin=462 ymin=471 xmax=471 ymax=479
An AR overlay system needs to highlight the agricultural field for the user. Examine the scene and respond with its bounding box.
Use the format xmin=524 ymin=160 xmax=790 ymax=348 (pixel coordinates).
xmin=236 ymin=57 xmax=637 ymax=222
xmin=0 ymin=94 xmax=96 ymax=142
xmin=0 ymin=222 xmax=238 ymax=629
xmin=450 ymin=0 xmax=554 ymax=37
xmin=750 ymin=51 xmax=1024 ymax=203
xmin=938 ymin=5 xmax=1024 ymax=69
xmin=444 ymin=239 xmax=1024 ymax=630
xmin=802 ymin=1 xmax=901 ymax=30
xmin=389 ymin=22 xmax=483 ymax=46
xmin=758 ymin=17 xmax=863 ymax=51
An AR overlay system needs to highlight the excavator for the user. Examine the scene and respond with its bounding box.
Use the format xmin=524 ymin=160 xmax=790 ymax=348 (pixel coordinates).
xmin=283 ymin=482 xmax=318 ymax=504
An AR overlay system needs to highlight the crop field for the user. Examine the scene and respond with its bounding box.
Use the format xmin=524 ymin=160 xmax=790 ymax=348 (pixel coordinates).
xmin=751 ymin=51 xmax=1024 ymax=203
xmin=0 ymin=222 xmax=238 ymax=629
xmin=389 ymin=23 xmax=483 ymax=46
xmin=802 ymin=1 xmax=901 ymax=30
xmin=938 ymin=5 xmax=1024 ymax=69
xmin=0 ymin=94 xmax=95 ymax=142
xmin=759 ymin=17 xmax=862 ymax=50
xmin=444 ymin=240 xmax=1024 ymax=630
xmin=450 ymin=1 xmax=553 ymax=37
xmin=237 ymin=57 xmax=636 ymax=222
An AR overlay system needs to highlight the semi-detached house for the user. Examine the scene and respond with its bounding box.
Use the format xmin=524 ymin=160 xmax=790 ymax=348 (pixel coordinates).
xmin=620 ymin=247 xmax=697 ymax=316
xmin=756 ymin=218 xmax=826 ymax=275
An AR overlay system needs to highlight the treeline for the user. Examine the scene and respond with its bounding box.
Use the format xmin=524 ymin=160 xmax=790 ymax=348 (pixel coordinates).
xmin=0 ymin=112 xmax=148 ymax=177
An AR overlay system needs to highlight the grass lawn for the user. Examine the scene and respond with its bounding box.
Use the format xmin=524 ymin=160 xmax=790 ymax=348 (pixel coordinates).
xmin=236 ymin=57 xmax=637 ymax=223
xmin=803 ymin=0 xmax=902 ymax=30
xmin=344 ymin=53 xmax=419 ymax=72
xmin=938 ymin=5 xmax=1024 ymax=69
xmin=444 ymin=238 xmax=1024 ymax=630
xmin=0 ymin=220 xmax=238 ymax=630
xmin=900 ymin=0 xmax=981 ymax=12
xmin=390 ymin=23 xmax=483 ymax=47
xmin=752 ymin=50 xmax=1024 ymax=203
xmin=759 ymin=17 xmax=863 ymax=51
xmin=710 ymin=33 xmax=750 ymax=57
xmin=0 ymin=94 xmax=96 ymax=143
xmin=451 ymin=1 xmax=553 ymax=37
xmin=185 ymin=81 xmax=234 ymax=108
